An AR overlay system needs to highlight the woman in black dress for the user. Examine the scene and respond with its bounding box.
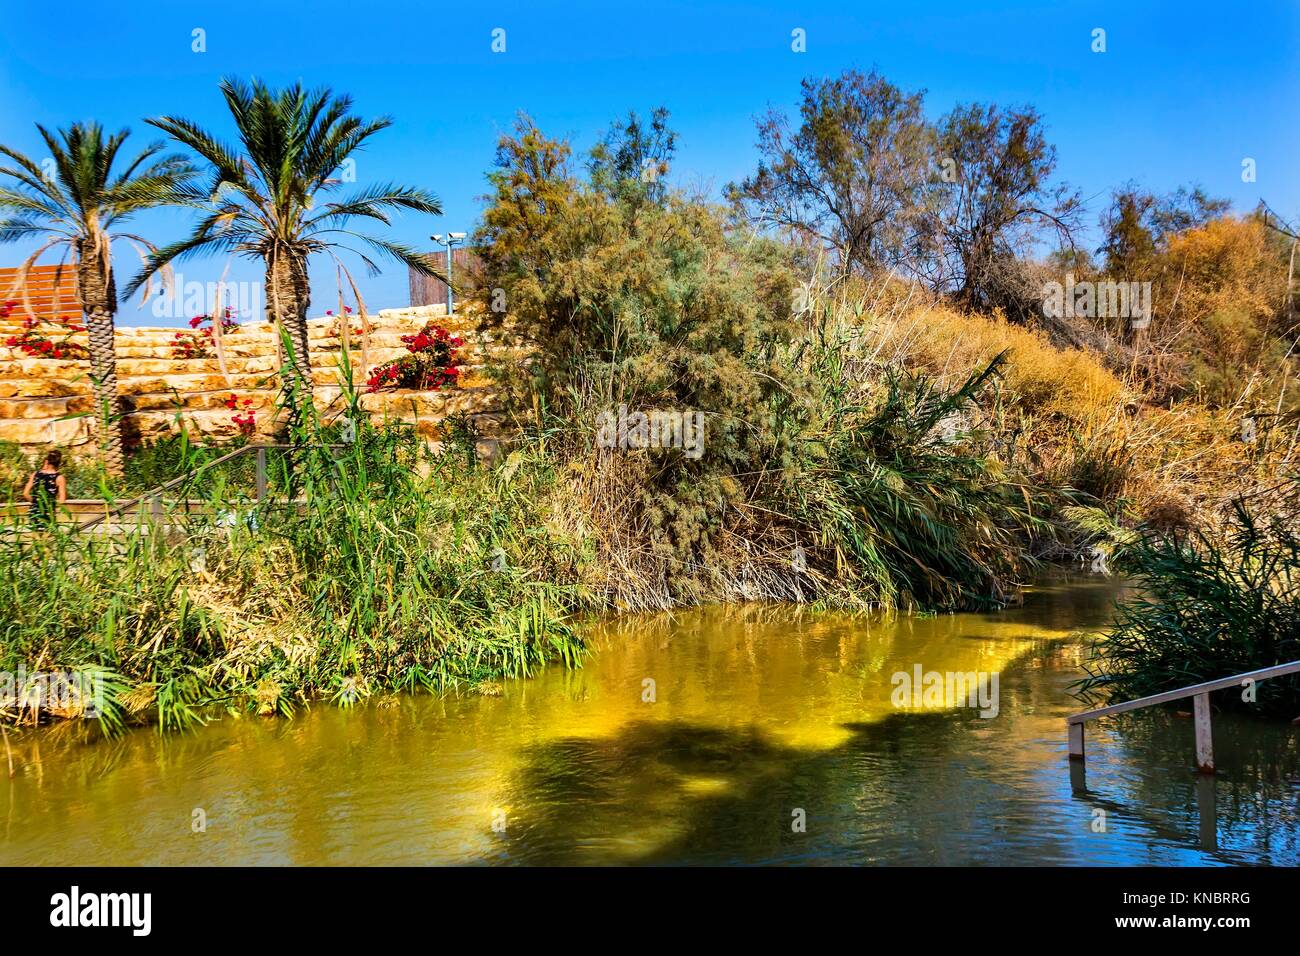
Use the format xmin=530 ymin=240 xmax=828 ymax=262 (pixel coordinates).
xmin=22 ymin=449 xmax=67 ymax=529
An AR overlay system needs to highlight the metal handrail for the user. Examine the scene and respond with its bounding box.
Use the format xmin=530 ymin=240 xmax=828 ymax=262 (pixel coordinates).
xmin=1067 ymin=660 xmax=1300 ymax=773
xmin=75 ymin=442 xmax=343 ymax=531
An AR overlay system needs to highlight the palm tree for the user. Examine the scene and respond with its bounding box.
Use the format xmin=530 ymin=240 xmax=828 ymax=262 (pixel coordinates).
xmin=0 ymin=123 xmax=196 ymax=476
xmin=129 ymin=78 xmax=443 ymax=402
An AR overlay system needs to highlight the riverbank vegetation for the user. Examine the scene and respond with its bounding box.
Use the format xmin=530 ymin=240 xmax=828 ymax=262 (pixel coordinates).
xmin=1 ymin=69 xmax=1297 ymax=732
xmin=1078 ymin=495 xmax=1300 ymax=716
xmin=1 ymin=373 xmax=585 ymax=733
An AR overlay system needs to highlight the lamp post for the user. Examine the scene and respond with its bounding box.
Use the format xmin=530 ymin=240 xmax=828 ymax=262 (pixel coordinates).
xmin=430 ymin=232 xmax=466 ymax=316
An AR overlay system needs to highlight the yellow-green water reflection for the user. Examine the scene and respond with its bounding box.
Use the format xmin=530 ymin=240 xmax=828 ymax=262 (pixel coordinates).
xmin=1 ymin=575 xmax=1296 ymax=865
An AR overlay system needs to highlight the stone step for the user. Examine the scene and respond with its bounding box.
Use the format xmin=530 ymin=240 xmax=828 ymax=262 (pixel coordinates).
xmin=110 ymin=333 xmax=487 ymax=358
xmin=114 ymin=371 xmax=279 ymax=396
xmin=0 ymin=303 xmax=507 ymax=452
xmin=112 ymin=356 xmax=280 ymax=376
xmin=0 ymin=383 xmax=502 ymax=419
xmin=0 ymin=377 xmax=86 ymax=399
xmin=110 ymin=349 xmax=416 ymax=375
xmin=312 ymin=345 xmax=520 ymax=369
xmin=2 ymin=382 xmax=502 ymax=445
xmin=333 ymin=384 xmax=500 ymax=417
xmin=0 ymin=327 xmax=491 ymax=351
xmin=1 ymin=307 xmax=483 ymax=339
xmin=0 ymin=357 xmax=87 ymax=376
xmin=0 ymin=415 xmax=95 ymax=446
xmin=310 ymin=324 xmax=499 ymax=343
xmin=315 ymin=365 xmax=495 ymax=389
xmin=4 ymin=338 xmax=508 ymax=369
xmin=4 ymin=334 xmax=495 ymax=359
xmin=122 ymin=408 xmax=272 ymax=444
xmin=0 ymin=349 xmax=80 ymax=363
xmin=121 ymin=389 xmax=279 ymax=413
xmin=1 ymin=343 xmax=510 ymax=370
xmin=0 ymin=360 xmax=496 ymax=399
xmin=2 ymin=419 xmax=504 ymax=452
xmin=0 ymin=394 xmax=90 ymax=418
xmin=117 ymin=341 xmax=271 ymax=359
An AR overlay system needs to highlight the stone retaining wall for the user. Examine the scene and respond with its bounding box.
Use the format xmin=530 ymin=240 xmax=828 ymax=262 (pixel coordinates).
xmin=0 ymin=305 xmax=510 ymax=454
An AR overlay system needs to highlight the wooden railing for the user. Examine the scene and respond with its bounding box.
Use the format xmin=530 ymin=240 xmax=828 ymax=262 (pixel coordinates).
xmin=1067 ymin=660 xmax=1300 ymax=773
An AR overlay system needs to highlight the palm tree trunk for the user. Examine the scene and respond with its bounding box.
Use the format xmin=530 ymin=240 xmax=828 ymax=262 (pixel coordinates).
xmin=266 ymin=250 xmax=313 ymax=390
xmin=76 ymin=244 xmax=124 ymax=477
xmin=84 ymin=306 xmax=124 ymax=475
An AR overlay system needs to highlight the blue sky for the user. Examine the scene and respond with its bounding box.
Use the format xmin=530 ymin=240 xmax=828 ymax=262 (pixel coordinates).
xmin=1 ymin=0 xmax=1296 ymax=325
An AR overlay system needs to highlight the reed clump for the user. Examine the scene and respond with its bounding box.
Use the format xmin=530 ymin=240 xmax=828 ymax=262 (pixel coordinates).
xmin=1076 ymin=493 xmax=1300 ymax=715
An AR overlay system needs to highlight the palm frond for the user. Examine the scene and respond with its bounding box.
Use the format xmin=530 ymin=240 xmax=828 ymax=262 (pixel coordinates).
xmin=142 ymin=78 xmax=440 ymax=302
xmin=0 ymin=122 xmax=196 ymax=260
xmin=305 ymin=184 xmax=442 ymax=228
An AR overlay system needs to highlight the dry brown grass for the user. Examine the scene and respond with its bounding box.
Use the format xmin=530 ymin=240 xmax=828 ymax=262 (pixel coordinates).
xmin=547 ymin=445 xmax=827 ymax=612
xmin=825 ymin=275 xmax=1297 ymax=531
xmin=861 ymin=302 xmax=1129 ymax=426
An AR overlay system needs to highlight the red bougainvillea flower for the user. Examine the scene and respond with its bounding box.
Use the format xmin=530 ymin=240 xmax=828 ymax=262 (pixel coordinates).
xmin=365 ymin=322 xmax=463 ymax=393
xmin=172 ymin=313 xmax=241 ymax=359
xmin=7 ymin=312 xmax=90 ymax=361
xmin=231 ymin=407 xmax=256 ymax=436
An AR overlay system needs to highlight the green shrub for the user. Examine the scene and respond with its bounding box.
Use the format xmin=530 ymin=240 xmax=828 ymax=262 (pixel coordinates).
xmin=475 ymin=114 xmax=1053 ymax=611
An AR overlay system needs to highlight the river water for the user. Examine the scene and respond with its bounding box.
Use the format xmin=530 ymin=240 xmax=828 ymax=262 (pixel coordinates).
xmin=1 ymin=575 xmax=1296 ymax=865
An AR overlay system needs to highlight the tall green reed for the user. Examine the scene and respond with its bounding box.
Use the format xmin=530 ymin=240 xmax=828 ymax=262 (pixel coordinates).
xmin=1077 ymin=492 xmax=1300 ymax=714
